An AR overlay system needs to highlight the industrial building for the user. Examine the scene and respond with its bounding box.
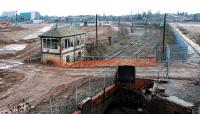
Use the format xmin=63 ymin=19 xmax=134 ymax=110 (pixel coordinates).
xmin=19 ymin=11 xmax=40 ymax=22
xmin=2 ymin=11 xmax=16 ymax=18
xmin=39 ymin=26 xmax=87 ymax=63
xmin=31 ymin=11 xmax=40 ymax=20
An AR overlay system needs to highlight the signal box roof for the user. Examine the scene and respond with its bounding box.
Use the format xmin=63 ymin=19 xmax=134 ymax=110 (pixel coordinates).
xmin=40 ymin=26 xmax=86 ymax=38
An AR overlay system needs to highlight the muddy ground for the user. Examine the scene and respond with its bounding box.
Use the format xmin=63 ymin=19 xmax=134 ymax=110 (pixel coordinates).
xmin=0 ymin=23 xmax=199 ymax=113
xmin=0 ymin=24 xmax=118 ymax=113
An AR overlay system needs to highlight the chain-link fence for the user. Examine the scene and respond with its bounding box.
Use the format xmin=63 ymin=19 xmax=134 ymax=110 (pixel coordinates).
xmin=28 ymin=76 xmax=114 ymax=114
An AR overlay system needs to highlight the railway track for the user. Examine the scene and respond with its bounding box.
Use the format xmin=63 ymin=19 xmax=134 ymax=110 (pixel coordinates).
xmin=130 ymin=31 xmax=161 ymax=57
xmin=105 ymin=42 xmax=133 ymax=59
xmin=106 ymin=28 xmax=160 ymax=60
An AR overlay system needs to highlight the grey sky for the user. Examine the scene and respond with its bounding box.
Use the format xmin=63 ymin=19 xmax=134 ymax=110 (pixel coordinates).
xmin=0 ymin=0 xmax=200 ymax=16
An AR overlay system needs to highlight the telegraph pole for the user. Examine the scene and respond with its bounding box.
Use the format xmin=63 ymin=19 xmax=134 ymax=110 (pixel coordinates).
xmin=118 ymin=16 xmax=121 ymax=38
xmin=131 ymin=11 xmax=134 ymax=33
xmin=74 ymin=41 xmax=75 ymax=62
xmin=95 ymin=14 xmax=98 ymax=48
xmin=162 ymin=13 xmax=167 ymax=60
xmin=145 ymin=16 xmax=148 ymax=35
xmin=15 ymin=10 xmax=18 ymax=25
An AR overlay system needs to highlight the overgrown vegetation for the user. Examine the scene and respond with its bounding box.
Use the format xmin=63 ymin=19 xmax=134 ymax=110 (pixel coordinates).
xmin=86 ymin=25 xmax=129 ymax=59
xmin=85 ymin=40 xmax=108 ymax=59
xmin=165 ymin=25 xmax=176 ymax=44
xmin=154 ymin=24 xmax=176 ymax=61
xmin=152 ymin=24 xmax=176 ymax=45
xmin=118 ymin=24 xmax=129 ymax=39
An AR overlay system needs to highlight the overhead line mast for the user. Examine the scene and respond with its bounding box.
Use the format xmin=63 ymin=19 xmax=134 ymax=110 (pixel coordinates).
xmin=96 ymin=14 xmax=98 ymax=48
xmin=162 ymin=13 xmax=167 ymax=60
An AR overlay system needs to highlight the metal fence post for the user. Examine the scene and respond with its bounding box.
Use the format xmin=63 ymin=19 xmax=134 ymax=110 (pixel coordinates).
xmin=112 ymin=76 xmax=115 ymax=83
xmin=58 ymin=105 xmax=60 ymax=114
xmin=157 ymin=71 xmax=160 ymax=80
xmin=49 ymin=97 xmax=52 ymax=114
xmin=75 ymin=85 xmax=78 ymax=109
xmin=89 ymin=78 xmax=91 ymax=97
xmin=104 ymin=76 xmax=106 ymax=88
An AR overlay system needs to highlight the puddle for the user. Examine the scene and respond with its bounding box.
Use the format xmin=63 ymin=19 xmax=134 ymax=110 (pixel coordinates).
xmin=0 ymin=44 xmax=26 ymax=55
xmin=0 ymin=44 xmax=26 ymax=51
xmin=0 ymin=60 xmax=23 ymax=69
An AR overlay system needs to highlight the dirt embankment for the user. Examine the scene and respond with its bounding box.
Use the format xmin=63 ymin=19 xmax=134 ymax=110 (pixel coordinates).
xmin=0 ymin=38 xmax=40 ymax=60
xmin=81 ymin=26 xmax=117 ymax=43
xmin=177 ymin=24 xmax=200 ymax=45
xmin=0 ymin=24 xmax=46 ymax=60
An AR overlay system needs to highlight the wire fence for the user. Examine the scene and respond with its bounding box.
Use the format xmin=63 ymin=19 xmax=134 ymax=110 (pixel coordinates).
xmin=155 ymin=44 xmax=190 ymax=63
xmin=28 ymin=76 xmax=115 ymax=114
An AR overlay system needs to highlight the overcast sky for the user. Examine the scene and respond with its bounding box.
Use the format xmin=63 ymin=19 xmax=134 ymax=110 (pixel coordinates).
xmin=0 ymin=0 xmax=200 ymax=16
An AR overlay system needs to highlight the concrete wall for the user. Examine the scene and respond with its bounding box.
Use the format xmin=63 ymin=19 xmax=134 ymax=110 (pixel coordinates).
xmin=41 ymin=48 xmax=87 ymax=63
xmin=61 ymin=48 xmax=87 ymax=62
xmin=169 ymin=24 xmax=188 ymax=60
xmin=41 ymin=53 xmax=60 ymax=63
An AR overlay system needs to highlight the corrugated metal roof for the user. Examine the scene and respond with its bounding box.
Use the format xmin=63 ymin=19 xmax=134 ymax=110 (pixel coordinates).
xmin=40 ymin=27 xmax=86 ymax=38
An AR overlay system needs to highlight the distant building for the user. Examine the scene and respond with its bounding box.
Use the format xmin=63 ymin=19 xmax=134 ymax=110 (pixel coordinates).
xmin=80 ymin=21 xmax=111 ymax=27
xmin=19 ymin=11 xmax=40 ymax=22
xmin=19 ymin=12 xmax=31 ymax=22
xmin=193 ymin=14 xmax=200 ymax=22
xmin=39 ymin=26 xmax=87 ymax=63
xmin=31 ymin=11 xmax=40 ymax=20
xmin=2 ymin=11 xmax=16 ymax=18
xmin=98 ymin=21 xmax=112 ymax=26
xmin=32 ymin=20 xmax=44 ymax=24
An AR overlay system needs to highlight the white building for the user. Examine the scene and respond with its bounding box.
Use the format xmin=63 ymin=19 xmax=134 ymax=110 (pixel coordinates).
xmin=32 ymin=20 xmax=44 ymax=24
xmin=31 ymin=11 xmax=40 ymax=20
xmin=2 ymin=11 xmax=16 ymax=18
xmin=39 ymin=26 xmax=87 ymax=63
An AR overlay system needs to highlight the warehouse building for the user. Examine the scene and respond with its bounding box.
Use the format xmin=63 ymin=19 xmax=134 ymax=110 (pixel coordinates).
xmin=39 ymin=26 xmax=87 ymax=63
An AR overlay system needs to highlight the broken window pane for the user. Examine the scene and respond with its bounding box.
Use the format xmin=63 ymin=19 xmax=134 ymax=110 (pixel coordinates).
xmin=43 ymin=39 xmax=47 ymax=48
xmin=70 ymin=39 xmax=73 ymax=47
xmin=65 ymin=39 xmax=68 ymax=48
xmin=68 ymin=39 xmax=70 ymax=47
xmin=52 ymin=39 xmax=59 ymax=49
xmin=47 ymin=39 xmax=51 ymax=48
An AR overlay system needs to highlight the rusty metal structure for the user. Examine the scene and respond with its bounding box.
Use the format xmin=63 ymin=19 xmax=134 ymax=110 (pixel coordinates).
xmin=73 ymin=66 xmax=194 ymax=114
xmin=0 ymin=19 xmax=13 ymax=32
